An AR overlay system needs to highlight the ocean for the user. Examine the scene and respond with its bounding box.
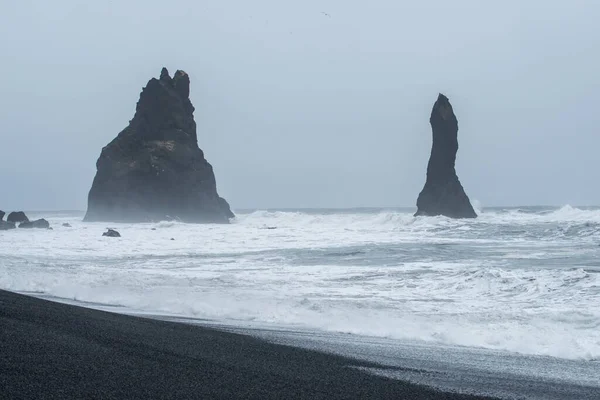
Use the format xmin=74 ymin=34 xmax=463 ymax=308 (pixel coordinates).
xmin=2 ymin=206 xmax=600 ymax=397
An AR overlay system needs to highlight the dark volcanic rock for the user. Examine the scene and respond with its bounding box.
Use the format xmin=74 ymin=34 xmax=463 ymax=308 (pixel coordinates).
xmin=7 ymin=212 xmax=29 ymax=224
xmin=103 ymin=229 xmax=121 ymax=237
xmin=0 ymin=221 xmax=16 ymax=230
xmin=19 ymin=219 xmax=50 ymax=229
xmin=84 ymin=67 xmax=234 ymax=224
xmin=415 ymin=94 xmax=476 ymax=219
xmin=0 ymin=210 xmax=4 ymax=221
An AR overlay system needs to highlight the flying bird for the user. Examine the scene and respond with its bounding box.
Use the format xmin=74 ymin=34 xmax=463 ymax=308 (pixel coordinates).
xmin=321 ymin=12 xmax=331 ymax=17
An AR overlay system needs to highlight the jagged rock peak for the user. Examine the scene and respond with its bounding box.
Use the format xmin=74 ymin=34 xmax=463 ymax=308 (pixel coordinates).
xmin=432 ymin=93 xmax=456 ymax=123
xmin=157 ymin=68 xmax=190 ymax=99
xmin=84 ymin=68 xmax=234 ymax=224
xmin=173 ymin=70 xmax=190 ymax=99
xmin=414 ymin=93 xmax=476 ymax=219
xmin=129 ymin=68 xmax=196 ymax=142
xmin=159 ymin=67 xmax=172 ymax=84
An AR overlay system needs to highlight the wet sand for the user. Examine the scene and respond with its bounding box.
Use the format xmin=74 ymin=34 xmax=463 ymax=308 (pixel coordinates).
xmin=0 ymin=290 xmax=494 ymax=399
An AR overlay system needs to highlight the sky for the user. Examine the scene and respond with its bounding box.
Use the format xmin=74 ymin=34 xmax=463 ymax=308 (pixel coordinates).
xmin=1 ymin=0 xmax=599 ymax=211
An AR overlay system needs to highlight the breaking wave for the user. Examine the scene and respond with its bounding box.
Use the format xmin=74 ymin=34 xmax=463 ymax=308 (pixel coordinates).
xmin=1 ymin=205 xmax=600 ymax=361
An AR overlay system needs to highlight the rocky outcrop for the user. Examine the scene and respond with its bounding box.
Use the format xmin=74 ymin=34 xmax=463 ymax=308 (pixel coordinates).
xmin=7 ymin=212 xmax=29 ymax=224
xmin=0 ymin=210 xmax=4 ymax=221
xmin=84 ymin=68 xmax=234 ymax=223
xmin=103 ymin=229 xmax=121 ymax=237
xmin=1 ymin=211 xmax=51 ymax=230
xmin=0 ymin=221 xmax=15 ymax=230
xmin=19 ymin=219 xmax=50 ymax=229
xmin=415 ymin=94 xmax=476 ymax=219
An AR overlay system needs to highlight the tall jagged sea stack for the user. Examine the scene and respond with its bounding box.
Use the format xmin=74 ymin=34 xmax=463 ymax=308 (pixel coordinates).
xmin=84 ymin=68 xmax=233 ymax=223
xmin=415 ymin=94 xmax=476 ymax=218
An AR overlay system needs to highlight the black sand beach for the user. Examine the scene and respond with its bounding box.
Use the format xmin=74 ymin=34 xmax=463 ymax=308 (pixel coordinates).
xmin=0 ymin=290 xmax=494 ymax=399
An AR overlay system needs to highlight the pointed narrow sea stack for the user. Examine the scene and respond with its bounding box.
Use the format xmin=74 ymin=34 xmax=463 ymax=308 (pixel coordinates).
xmin=415 ymin=94 xmax=476 ymax=218
xmin=84 ymin=68 xmax=234 ymax=223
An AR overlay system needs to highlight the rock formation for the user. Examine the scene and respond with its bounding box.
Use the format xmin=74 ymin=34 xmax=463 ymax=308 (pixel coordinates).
xmin=0 ymin=222 xmax=15 ymax=230
xmin=103 ymin=229 xmax=121 ymax=237
xmin=7 ymin=212 xmax=29 ymax=224
xmin=84 ymin=68 xmax=234 ymax=223
xmin=415 ymin=94 xmax=476 ymax=218
xmin=19 ymin=219 xmax=50 ymax=229
xmin=0 ymin=210 xmax=15 ymax=230
xmin=1 ymin=211 xmax=51 ymax=230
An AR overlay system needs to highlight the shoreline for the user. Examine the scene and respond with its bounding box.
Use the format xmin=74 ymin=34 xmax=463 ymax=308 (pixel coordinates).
xmin=0 ymin=289 xmax=494 ymax=399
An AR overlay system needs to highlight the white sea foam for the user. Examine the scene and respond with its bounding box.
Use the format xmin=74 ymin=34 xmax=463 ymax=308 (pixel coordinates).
xmin=1 ymin=207 xmax=600 ymax=360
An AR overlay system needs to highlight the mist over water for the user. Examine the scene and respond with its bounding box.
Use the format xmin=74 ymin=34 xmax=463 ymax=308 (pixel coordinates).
xmin=1 ymin=205 xmax=600 ymax=361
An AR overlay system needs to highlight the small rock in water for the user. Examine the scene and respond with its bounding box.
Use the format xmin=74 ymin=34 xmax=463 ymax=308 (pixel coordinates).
xmin=7 ymin=211 xmax=29 ymax=224
xmin=170 ymin=238 xmax=175 ymax=241
xmin=103 ymin=229 xmax=121 ymax=237
xmin=19 ymin=219 xmax=50 ymax=229
xmin=151 ymin=228 xmax=156 ymax=231
xmin=0 ymin=221 xmax=16 ymax=230
xmin=62 ymin=223 xmax=72 ymax=227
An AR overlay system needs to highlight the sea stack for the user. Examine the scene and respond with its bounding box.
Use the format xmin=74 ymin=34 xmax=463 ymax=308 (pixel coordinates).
xmin=415 ymin=94 xmax=476 ymax=218
xmin=84 ymin=68 xmax=234 ymax=223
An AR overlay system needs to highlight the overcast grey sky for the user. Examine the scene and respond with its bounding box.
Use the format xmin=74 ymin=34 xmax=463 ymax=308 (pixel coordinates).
xmin=1 ymin=0 xmax=598 ymax=211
